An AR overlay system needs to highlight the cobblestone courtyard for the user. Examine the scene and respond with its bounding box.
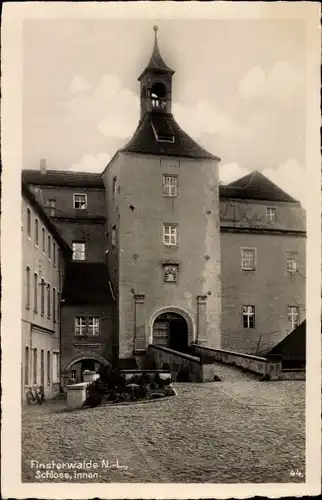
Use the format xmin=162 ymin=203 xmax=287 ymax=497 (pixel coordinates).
xmin=22 ymin=365 xmax=305 ymax=483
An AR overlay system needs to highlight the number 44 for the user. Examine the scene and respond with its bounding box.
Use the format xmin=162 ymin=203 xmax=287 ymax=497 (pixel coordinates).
xmin=290 ymin=469 xmax=304 ymax=478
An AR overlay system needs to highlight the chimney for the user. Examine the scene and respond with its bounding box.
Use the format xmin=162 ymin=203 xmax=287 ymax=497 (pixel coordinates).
xmin=40 ymin=158 xmax=47 ymax=175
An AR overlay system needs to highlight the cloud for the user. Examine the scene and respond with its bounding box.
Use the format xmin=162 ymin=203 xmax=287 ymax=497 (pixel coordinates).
xmin=70 ymin=153 xmax=111 ymax=172
xmin=263 ymin=158 xmax=306 ymax=207
xmin=239 ymin=61 xmax=304 ymax=100
xmin=63 ymin=74 xmax=139 ymax=140
xmin=173 ymin=101 xmax=246 ymax=142
xmin=219 ymin=158 xmax=306 ymax=207
xmin=70 ymin=75 xmax=92 ymax=94
xmin=219 ymin=162 xmax=250 ymax=185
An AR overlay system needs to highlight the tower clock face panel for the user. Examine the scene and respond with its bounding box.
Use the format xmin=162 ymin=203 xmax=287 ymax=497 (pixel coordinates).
xmin=164 ymin=265 xmax=178 ymax=283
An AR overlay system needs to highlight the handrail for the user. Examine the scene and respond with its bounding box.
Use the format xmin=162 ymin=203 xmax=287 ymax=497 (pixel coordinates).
xmin=148 ymin=344 xmax=201 ymax=363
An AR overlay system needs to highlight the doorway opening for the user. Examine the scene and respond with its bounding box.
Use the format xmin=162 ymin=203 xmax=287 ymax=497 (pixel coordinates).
xmin=152 ymin=312 xmax=188 ymax=353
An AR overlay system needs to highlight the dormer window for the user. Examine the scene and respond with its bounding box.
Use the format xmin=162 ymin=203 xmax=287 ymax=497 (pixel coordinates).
xmin=151 ymin=119 xmax=175 ymax=144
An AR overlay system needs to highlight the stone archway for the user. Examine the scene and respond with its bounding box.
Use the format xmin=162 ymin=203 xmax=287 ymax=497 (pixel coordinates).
xmin=149 ymin=307 xmax=195 ymax=352
xmin=62 ymin=353 xmax=110 ymax=374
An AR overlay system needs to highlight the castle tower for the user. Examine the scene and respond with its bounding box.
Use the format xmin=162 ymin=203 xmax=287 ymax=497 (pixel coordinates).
xmin=102 ymin=27 xmax=222 ymax=364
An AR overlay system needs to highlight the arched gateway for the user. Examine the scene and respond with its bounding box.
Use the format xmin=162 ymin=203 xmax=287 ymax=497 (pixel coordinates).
xmin=62 ymin=354 xmax=110 ymax=384
xmin=150 ymin=307 xmax=195 ymax=353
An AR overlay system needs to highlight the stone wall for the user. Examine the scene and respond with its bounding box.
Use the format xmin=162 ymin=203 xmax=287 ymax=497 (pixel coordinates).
xmin=147 ymin=345 xmax=214 ymax=382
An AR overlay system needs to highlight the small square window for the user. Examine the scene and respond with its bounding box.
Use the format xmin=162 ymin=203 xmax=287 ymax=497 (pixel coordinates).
xmin=241 ymin=248 xmax=255 ymax=270
xmin=73 ymin=193 xmax=87 ymax=210
xmin=266 ymin=207 xmax=276 ymax=222
xmin=163 ymin=175 xmax=178 ymax=197
xmin=243 ymin=305 xmax=255 ymax=328
xmin=163 ymin=224 xmax=177 ymax=246
xmin=72 ymin=242 xmax=86 ymax=261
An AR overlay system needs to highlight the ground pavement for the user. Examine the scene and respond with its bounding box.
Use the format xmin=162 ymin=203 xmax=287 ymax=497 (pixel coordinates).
xmin=22 ymin=363 xmax=305 ymax=483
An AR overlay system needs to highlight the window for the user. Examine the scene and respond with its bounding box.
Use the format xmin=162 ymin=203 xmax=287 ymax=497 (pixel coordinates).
xmin=241 ymin=248 xmax=256 ymax=270
xmin=40 ymin=349 xmax=45 ymax=386
xmin=243 ymin=305 xmax=255 ymax=329
xmin=27 ymin=208 xmax=31 ymax=237
xmin=88 ymin=317 xmax=100 ymax=336
xmin=53 ymin=352 xmax=59 ymax=382
xmin=73 ymin=193 xmax=87 ymax=210
xmin=53 ymin=242 xmax=56 ymax=266
xmin=53 ymin=288 xmax=56 ymax=323
xmin=48 ymin=235 xmax=51 ymax=260
xmin=33 ymin=348 xmax=37 ymax=384
xmin=286 ymin=251 xmax=297 ymax=273
xmin=57 ymin=248 xmax=60 ymax=270
xmin=26 ymin=266 xmax=31 ymax=308
xmin=33 ymin=273 xmax=38 ymax=313
xmin=163 ymin=224 xmax=177 ymax=246
xmin=35 ymin=218 xmax=39 ymax=246
xmin=288 ymin=306 xmax=299 ymax=330
xmin=57 ymin=292 xmax=61 ymax=323
xmin=47 ymin=199 xmax=56 ymax=216
xmin=163 ymin=175 xmax=178 ymax=197
xmin=151 ymin=119 xmax=175 ymax=143
xmin=42 ymin=227 xmax=46 ymax=253
xmin=47 ymin=351 xmax=51 ymax=385
xmin=72 ymin=242 xmax=86 ymax=261
xmin=111 ymin=226 xmax=116 ymax=247
xmin=25 ymin=347 xmax=29 ymax=385
xmin=266 ymin=207 xmax=276 ymax=222
xmin=112 ymin=177 xmax=117 ymax=199
xmin=47 ymin=284 xmax=51 ymax=318
xmin=75 ymin=316 xmax=86 ymax=336
xmin=41 ymin=279 xmax=45 ymax=315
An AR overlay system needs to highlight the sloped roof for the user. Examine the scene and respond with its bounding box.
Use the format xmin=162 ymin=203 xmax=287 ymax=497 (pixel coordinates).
xmin=22 ymin=169 xmax=104 ymax=188
xmin=138 ymin=27 xmax=174 ymax=80
xmin=219 ymin=171 xmax=298 ymax=203
xmin=122 ymin=113 xmax=219 ymax=160
xmin=266 ymin=320 xmax=306 ymax=361
xmin=22 ymin=182 xmax=72 ymax=256
xmin=62 ymin=263 xmax=114 ymax=305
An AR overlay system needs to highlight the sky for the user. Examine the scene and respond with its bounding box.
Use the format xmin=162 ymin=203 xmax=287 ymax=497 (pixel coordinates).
xmin=23 ymin=18 xmax=307 ymax=205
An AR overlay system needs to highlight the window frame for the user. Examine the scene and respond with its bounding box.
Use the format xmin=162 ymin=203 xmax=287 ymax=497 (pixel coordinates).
xmin=53 ymin=287 xmax=56 ymax=323
xmin=33 ymin=348 xmax=38 ymax=385
xmin=25 ymin=347 xmax=30 ymax=385
xmin=47 ymin=283 xmax=51 ymax=319
xmin=53 ymin=241 xmax=56 ymax=266
xmin=266 ymin=206 xmax=276 ymax=223
xmin=47 ymin=351 xmax=51 ymax=385
xmin=286 ymin=251 xmax=298 ymax=273
xmin=73 ymin=193 xmax=87 ymax=210
xmin=88 ymin=316 xmax=100 ymax=336
xmin=74 ymin=316 xmax=87 ymax=336
xmin=35 ymin=218 xmax=39 ymax=247
xmin=162 ymin=174 xmax=178 ymax=197
xmin=288 ymin=306 xmax=300 ymax=330
xmin=27 ymin=208 xmax=31 ymax=239
xmin=40 ymin=278 xmax=45 ymax=316
xmin=163 ymin=223 xmax=178 ymax=246
xmin=111 ymin=225 xmax=116 ymax=248
xmin=33 ymin=273 xmax=38 ymax=313
xmin=72 ymin=241 xmax=86 ymax=261
xmin=241 ymin=247 xmax=256 ymax=271
xmin=243 ymin=305 xmax=255 ymax=329
xmin=26 ymin=266 xmax=31 ymax=309
xmin=41 ymin=227 xmax=46 ymax=254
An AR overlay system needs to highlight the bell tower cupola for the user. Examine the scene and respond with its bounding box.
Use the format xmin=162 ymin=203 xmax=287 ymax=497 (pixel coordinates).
xmin=138 ymin=26 xmax=175 ymax=118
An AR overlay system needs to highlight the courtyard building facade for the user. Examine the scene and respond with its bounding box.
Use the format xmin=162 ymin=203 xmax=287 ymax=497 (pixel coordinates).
xmin=21 ymin=27 xmax=306 ymax=384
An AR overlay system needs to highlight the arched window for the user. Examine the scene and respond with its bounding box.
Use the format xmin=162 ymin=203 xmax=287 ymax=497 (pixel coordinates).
xmin=47 ymin=284 xmax=51 ymax=319
xmin=151 ymin=82 xmax=166 ymax=110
